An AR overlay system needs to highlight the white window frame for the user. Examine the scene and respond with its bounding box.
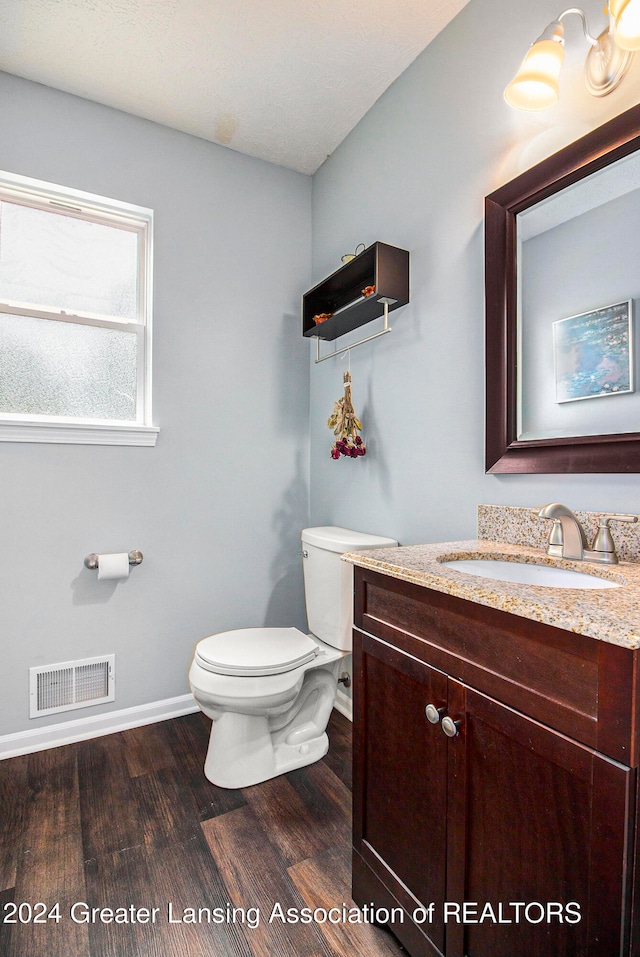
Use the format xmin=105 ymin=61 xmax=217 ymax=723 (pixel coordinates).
xmin=0 ymin=170 xmax=158 ymax=446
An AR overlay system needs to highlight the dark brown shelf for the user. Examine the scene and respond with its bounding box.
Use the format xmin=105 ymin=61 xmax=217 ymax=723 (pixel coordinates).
xmin=302 ymin=242 xmax=409 ymax=342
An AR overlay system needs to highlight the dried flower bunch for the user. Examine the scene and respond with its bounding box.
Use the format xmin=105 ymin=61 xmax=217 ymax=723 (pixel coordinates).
xmin=327 ymin=371 xmax=366 ymax=459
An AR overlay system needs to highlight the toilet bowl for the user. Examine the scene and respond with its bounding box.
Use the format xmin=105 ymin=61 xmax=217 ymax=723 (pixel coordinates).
xmin=189 ymin=629 xmax=344 ymax=788
xmin=189 ymin=526 xmax=397 ymax=789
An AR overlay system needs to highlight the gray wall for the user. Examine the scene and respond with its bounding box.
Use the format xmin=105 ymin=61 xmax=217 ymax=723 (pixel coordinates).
xmin=310 ymin=0 xmax=640 ymax=548
xmin=0 ymin=72 xmax=312 ymax=737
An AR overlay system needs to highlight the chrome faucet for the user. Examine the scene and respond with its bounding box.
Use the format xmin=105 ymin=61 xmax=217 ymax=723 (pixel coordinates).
xmin=537 ymin=503 xmax=637 ymax=564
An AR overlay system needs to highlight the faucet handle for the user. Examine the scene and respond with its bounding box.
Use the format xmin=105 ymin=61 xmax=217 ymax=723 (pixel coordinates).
xmin=547 ymin=519 xmax=563 ymax=546
xmin=591 ymin=514 xmax=638 ymax=560
xmin=542 ymin=519 xmax=564 ymax=558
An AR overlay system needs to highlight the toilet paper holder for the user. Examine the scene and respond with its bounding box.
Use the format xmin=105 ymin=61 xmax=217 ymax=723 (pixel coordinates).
xmin=84 ymin=550 xmax=143 ymax=570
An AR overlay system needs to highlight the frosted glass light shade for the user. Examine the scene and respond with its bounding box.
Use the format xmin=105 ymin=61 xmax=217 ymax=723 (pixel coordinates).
xmin=610 ymin=0 xmax=640 ymax=50
xmin=504 ymin=38 xmax=565 ymax=110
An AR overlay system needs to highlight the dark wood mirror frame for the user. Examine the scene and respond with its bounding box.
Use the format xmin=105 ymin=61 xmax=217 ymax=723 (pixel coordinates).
xmin=485 ymin=103 xmax=640 ymax=474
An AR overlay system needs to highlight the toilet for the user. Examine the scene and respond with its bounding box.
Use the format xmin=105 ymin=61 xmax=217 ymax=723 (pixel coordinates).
xmin=188 ymin=526 xmax=397 ymax=788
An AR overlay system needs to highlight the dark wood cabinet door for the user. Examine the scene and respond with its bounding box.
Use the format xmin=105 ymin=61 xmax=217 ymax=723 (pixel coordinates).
xmin=446 ymin=682 xmax=635 ymax=957
xmin=353 ymin=630 xmax=449 ymax=956
xmin=353 ymin=628 xmax=636 ymax=957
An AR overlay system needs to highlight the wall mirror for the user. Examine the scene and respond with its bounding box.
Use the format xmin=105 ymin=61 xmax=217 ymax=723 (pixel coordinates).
xmin=485 ymin=103 xmax=640 ymax=473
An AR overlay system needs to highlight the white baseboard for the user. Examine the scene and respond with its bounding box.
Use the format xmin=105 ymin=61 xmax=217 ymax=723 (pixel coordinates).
xmin=334 ymin=687 xmax=353 ymax=722
xmin=0 ymin=688 xmax=353 ymax=762
xmin=0 ymin=694 xmax=199 ymax=760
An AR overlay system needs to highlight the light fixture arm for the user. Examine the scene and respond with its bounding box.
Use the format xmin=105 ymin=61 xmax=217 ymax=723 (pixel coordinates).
xmin=556 ymin=8 xmax=599 ymax=45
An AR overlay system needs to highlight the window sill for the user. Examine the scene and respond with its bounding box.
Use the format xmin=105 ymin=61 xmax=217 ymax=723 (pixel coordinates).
xmin=0 ymin=420 xmax=159 ymax=446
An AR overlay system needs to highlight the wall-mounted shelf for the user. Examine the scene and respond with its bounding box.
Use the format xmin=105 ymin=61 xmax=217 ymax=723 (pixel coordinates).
xmin=302 ymin=242 xmax=409 ymax=344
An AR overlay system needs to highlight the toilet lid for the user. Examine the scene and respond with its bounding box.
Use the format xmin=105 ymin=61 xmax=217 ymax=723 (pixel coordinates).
xmin=195 ymin=627 xmax=318 ymax=676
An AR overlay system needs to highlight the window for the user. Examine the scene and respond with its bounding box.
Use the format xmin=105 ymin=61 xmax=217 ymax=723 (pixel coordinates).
xmin=0 ymin=170 xmax=157 ymax=445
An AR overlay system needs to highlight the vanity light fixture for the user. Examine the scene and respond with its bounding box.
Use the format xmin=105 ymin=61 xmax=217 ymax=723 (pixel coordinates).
xmin=504 ymin=5 xmax=639 ymax=110
xmin=610 ymin=0 xmax=640 ymax=48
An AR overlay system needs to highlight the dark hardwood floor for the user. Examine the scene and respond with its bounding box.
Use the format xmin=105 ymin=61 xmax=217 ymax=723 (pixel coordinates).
xmin=0 ymin=710 xmax=406 ymax=957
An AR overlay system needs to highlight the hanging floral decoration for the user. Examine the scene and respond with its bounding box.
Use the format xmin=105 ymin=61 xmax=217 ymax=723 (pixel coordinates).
xmin=327 ymin=371 xmax=366 ymax=459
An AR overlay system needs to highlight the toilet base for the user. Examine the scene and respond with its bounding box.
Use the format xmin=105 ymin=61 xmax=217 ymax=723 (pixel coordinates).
xmin=193 ymin=644 xmax=343 ymax=789
xmin=203 ymin=710 xmax=329 ymax=788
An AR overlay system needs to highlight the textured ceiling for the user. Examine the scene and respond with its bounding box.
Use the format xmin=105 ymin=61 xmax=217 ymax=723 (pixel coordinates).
xmin=0 ymin=0 xmax=470 ymax=174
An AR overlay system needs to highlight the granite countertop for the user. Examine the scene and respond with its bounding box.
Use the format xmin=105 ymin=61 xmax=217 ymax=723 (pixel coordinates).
xmin=343 ymin=539 xmax=640 ymax=650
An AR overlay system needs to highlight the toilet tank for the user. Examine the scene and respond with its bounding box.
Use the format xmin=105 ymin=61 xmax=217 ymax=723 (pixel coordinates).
xmin=301 ymin=526 xmax=398 ymax=651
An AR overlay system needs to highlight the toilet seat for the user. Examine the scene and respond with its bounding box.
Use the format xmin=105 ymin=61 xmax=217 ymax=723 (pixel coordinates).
xmin=195 ymin=627 xmax=318 ymax=677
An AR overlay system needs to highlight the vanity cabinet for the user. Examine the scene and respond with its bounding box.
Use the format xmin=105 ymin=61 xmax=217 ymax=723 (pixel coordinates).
xmin=352 ymin=566 xmax=638 ymax=957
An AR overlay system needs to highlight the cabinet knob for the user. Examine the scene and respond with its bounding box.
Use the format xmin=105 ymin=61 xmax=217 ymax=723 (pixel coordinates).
xmin=425 ymin=704 xmax=444 ymax=724
xmin=442 ymin=716 xmax=461 ymax=738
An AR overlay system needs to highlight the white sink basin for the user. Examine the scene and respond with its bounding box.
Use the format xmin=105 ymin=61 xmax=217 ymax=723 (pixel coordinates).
xmin=442 ymin=558 xmax=620 ymax=589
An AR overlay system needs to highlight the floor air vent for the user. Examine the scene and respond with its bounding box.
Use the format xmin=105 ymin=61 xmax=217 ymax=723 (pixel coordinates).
xmin=29 ymin=655 xmax=115 ymax=718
